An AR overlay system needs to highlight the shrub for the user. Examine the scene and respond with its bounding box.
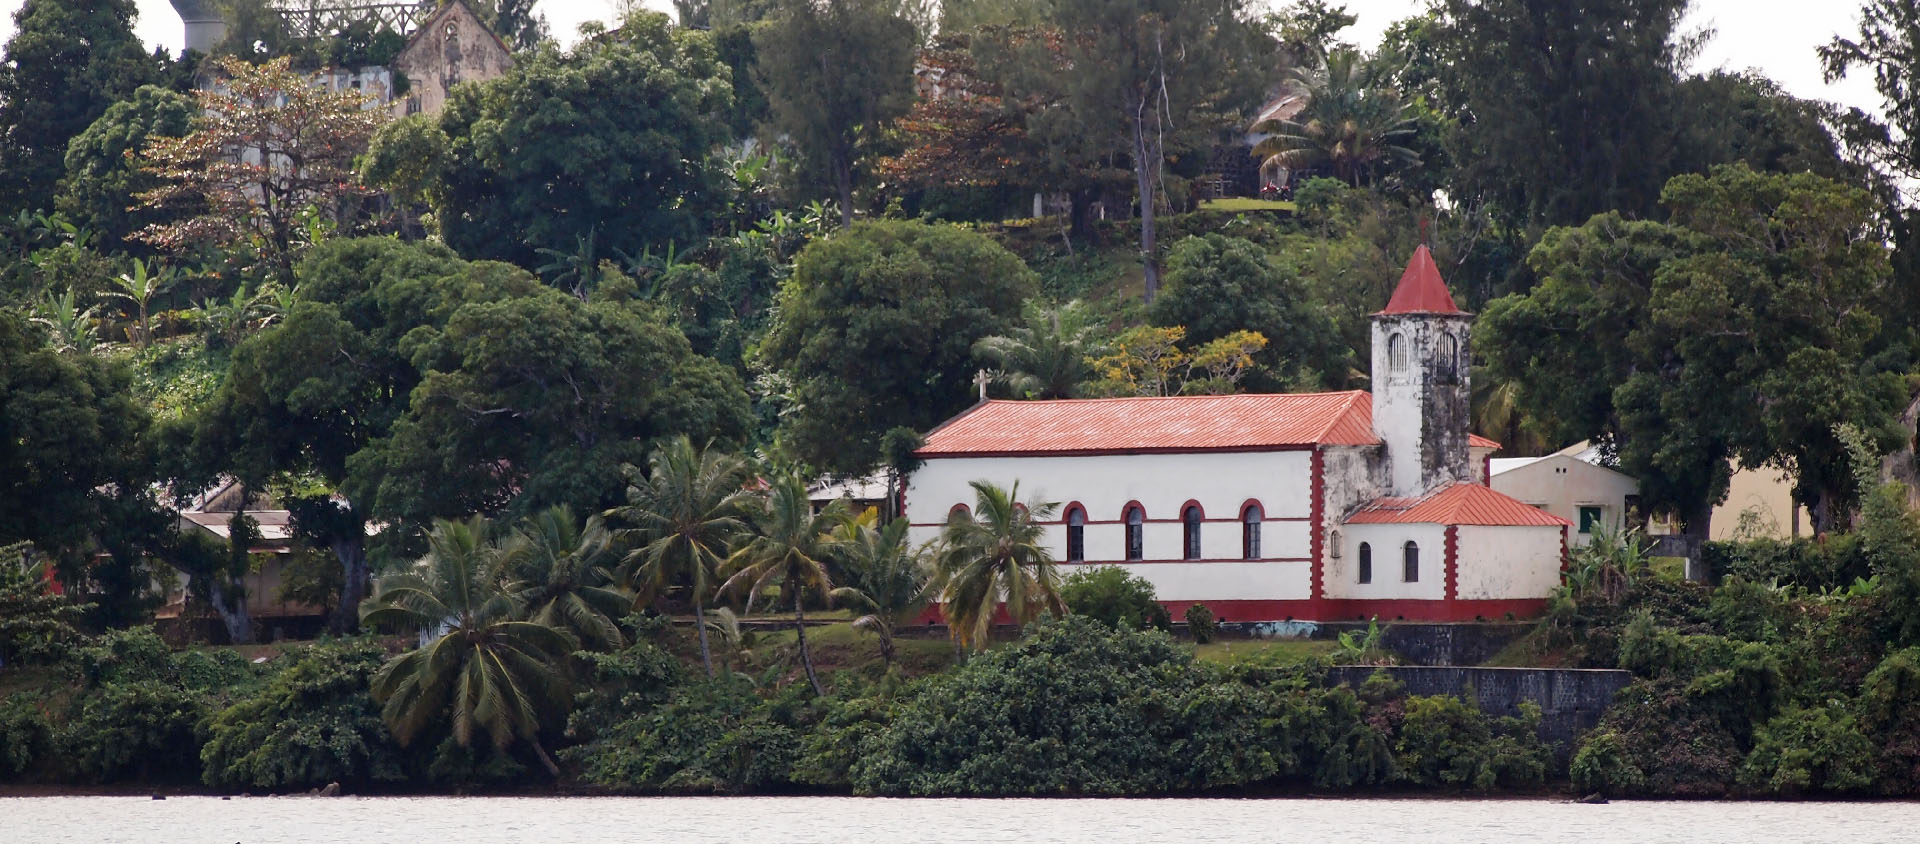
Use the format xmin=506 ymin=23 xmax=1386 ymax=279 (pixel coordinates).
xmin=1185 ymin=603 xmax=1217 ymax=644
xmin=1737 ymin=704 xmax=1874 ymax=795
xmin=59 ymin=680 xmax=206 ymax=783
xmin=1061 ymin=566 xmax=1171 ymax=632
xmin=1581 ymin=679 xmax=1742 ymax=797
xmin=0 ymin=693 xmax=52 ymax=780
xmin=70 ymin=627 xmax=174 ymax=686
xmin=1704 ymin=535 xmax=1869 ymax=592
xmin=1392 ymin=694 xmax=1549 ymax=790
xmin=1857 ymin=647 xmax=1920 ymax=794
xmin=1569 ymin=729 xmax=1645 ymax=795
xmin=853 ymin=616 xmax=1214 ymax=795
xmin=565 ymin=675 xmax=802 ymax=793
xmin=200 ymin=642 xmax=404 ymax=791
xmin=566 ymin=624 xmax=684 ymax=746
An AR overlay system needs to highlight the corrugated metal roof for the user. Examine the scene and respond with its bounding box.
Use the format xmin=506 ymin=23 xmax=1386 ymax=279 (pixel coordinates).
xmin=1377 ymin=244 xmax=1464 ymax=315
xmin=918 ymin=391 xmax=1381 ymax=455
xmin=1345 ymin=482 xmax=1572 ymax=527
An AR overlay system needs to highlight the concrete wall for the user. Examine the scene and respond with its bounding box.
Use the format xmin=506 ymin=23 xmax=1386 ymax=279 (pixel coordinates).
xmin=1491 ymin=455 xmax=1637 ymax=547
xmin=1308 ymin=621 xmax=1531 ymax=666
xmin=1455 ymin=525 xmax=1564 ymax=600
xmin=1712 ymin=464 xmax=1807 ymax=540
xmin=1327 ymin=666 xmax=1633 ymax=753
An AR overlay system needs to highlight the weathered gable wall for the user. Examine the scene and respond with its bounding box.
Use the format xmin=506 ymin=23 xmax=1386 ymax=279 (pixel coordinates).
xmin=391 ymin=3 xmax=513 ymax=118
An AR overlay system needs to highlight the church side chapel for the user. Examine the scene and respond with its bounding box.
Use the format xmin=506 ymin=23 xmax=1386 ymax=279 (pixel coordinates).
xmin=905 ymin=245 xmax=1571 ymax=623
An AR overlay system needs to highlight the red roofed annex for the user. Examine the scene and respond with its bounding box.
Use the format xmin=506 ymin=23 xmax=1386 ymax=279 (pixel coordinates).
xmin=905 ymin=246 xmax=1571 ymax=624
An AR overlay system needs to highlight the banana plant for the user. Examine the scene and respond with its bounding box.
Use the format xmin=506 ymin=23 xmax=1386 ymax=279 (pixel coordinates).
xmin=27 ymin=288 xmax=100 ymax=353
xmin=103 ymin=258 xmax=177 ymax=347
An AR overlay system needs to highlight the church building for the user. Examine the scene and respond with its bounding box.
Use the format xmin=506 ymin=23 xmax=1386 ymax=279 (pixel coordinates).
xmin=905 ymin=245 xmax=1571 ymax=623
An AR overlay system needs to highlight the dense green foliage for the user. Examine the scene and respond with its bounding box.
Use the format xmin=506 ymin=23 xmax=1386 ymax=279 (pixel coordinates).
xmin=385 ymin=13 xmax=734 ymax=267
xmin=1059 ymin=566 xmax=1171 ymax=632
xmin=7 ymin=0 xmax=1920 ymax=803
xmin=762 ymin=220 xmax=1033 ymax=473
xmin=199 ymin=641 xmax=404 ymax=790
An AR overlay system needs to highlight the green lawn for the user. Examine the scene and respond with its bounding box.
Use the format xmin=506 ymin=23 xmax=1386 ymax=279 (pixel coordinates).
xmin=1193 ymin=637 xmax=1340 ymax=666
xmin=1197 ymin=197 xmax=1298 ymax=213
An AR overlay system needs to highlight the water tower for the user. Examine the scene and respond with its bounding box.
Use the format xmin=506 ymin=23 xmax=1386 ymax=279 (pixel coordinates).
xmin=168 ymin=0 xmax=229 ymax=54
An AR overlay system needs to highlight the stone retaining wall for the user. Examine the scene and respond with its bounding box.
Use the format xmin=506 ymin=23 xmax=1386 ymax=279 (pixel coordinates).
xmin=1326 ymin=665 xmax=1634 ymax=754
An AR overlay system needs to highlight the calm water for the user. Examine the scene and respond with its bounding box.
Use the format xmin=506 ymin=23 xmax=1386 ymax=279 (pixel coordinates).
xmin=3 ymin=795 xmax=1914 ymax=843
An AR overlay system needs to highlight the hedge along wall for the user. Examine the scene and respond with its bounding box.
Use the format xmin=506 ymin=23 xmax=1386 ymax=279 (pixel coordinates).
xmin=1328 ymin=666 xmax=1633 ymax=756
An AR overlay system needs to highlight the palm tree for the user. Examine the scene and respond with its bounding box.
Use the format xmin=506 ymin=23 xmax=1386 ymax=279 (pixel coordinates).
xmin=722 ymin=472 xmax=847 ymax=696
xmin=103 ymin=258 xmax=174 ymax=348
xmin=606 ymin=437 xmax=755 ymax=677
xmin=27 ymin=288 xmax=99 ymax=353
xmin=971 ymin=302 xmax=1095 ymax=400
xmin=934 ymin=481 xmax=1065 ymax=651
xmin=498 ymin=506 xmax=630 ymax=652
xmin=1251 ymin=49 xmax=1421 ymax=188
xmin=362 ymin=516 xmax=577 ymax=777
xmin=830 ymin=515 xmax=936 ymax=671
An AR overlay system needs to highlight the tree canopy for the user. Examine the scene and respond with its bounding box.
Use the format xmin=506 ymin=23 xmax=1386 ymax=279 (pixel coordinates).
xmin=760 ymin=220 xmax=1034 ymax=474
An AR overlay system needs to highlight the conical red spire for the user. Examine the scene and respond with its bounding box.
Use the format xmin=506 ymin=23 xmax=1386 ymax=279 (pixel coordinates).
xmin=1377 ymin=244 xmax=1462 ymax=315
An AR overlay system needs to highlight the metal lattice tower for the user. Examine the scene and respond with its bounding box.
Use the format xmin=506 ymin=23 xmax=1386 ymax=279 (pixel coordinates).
xmin=268 ymin=0 xmax=438 ymax=39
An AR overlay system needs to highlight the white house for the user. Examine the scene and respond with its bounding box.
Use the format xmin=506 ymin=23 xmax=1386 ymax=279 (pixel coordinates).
xmin=905 ymin=245 xmax=1571 ymax=623
xmin=1490 ymin=447 xmax=1642 ymax=547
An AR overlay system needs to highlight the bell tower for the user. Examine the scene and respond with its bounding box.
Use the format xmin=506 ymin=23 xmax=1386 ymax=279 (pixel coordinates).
xmin=1370 ymin=244 xmax=1472 ymax=497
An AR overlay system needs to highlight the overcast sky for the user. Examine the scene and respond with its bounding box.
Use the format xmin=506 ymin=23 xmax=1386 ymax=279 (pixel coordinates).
xmin=0 ymin=0 xmax=1890 ymax=117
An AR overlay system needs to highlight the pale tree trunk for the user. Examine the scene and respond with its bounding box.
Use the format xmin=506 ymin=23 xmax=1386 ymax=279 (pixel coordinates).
xmin=205 ymin=575 xmax=253 ymax=644
xmin=834 ymin=149 xmax=855 ymax=228
xmin=1679 ymin=498 xmax=1713 ymax=583
xmin=794 ymin=589 xmax=824 ymax=697
xmin=1132 ymin=104 xmax=1161 ymax=304
xmin=693 ymin=596 xmax=715 ymax=678
xmin=328 ymin=535 xmax=369 ymax=636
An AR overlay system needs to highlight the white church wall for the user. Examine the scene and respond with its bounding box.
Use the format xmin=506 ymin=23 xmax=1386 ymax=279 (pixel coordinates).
xmin=1067 ymin=560 xmax=1313 ymax=602
xmin=906 ymin=450 xmax=1315 ymax=565
xmin=1324 ymin=523 xmax=1447 ymax=601
xmin=1456 ymin=526 xmax=1564 ymax=600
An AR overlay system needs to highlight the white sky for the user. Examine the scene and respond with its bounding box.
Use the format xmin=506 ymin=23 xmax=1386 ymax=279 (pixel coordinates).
xmin=0 ymin=0 xmax=1890 ymax=116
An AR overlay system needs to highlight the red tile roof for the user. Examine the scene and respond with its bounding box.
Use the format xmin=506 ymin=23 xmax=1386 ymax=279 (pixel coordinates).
xmin=1378 ymin=244 xmax=1463 ymax=315
xmin=1345 ymin=482 xmax=1571 ymax=527
xmin=918 ymin=391 xmax=1380 ymax=456
xmin=919 ymin=392 xmax=1505 ymax=456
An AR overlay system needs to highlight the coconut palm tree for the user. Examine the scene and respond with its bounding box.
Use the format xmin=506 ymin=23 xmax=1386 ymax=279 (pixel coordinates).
xmin=498 ymin=506 xmax=629 ymax=652
xmin=722 ymin=472 xmax=847 ymax=696
xmin=1251 ymin=49 xmax=1422 ymax=188
xmin=103 ymin=258 xmax=174 ymax=347
xmin=971 ymin=302 xmax=1096 ymax=400
xmin=606 ymin=436 xmax=755 ymax=677
xmin=362 ymin=516 xmax=576 ymax=777
xmin=934 ymin=480 xmax=1065 ymax=651
xmin=830 ymin=515 xmax=936 ymax=671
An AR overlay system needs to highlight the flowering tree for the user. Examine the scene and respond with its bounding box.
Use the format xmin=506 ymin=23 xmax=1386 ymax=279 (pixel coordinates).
xmin=136 ymin=56 xmax=385 ymax=283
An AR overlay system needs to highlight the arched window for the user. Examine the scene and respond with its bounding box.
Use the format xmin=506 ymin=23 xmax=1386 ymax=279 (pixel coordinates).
xmin=1182 ymin=505 xmax=1203 ymax=560
xmin=1242 ymin=504 xmax=1263 ymax=560
xmin=1358 ymin=542 xmax=1372 ymax=584
xmin=1388 ymin=332 xmax=1407 ymax=371
xmin=1065 ymin=506 xmax=1086 ymax=562
xmin=1436 ymin=333 xmax=1458 ymax=380
xmin=1403 ymin=541 xmax=1420 ymax=582
xmin=947 ymin=503 xmax=971 ymax=524
xmin=1125 ymin=505 xmax=1145 ymax=561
